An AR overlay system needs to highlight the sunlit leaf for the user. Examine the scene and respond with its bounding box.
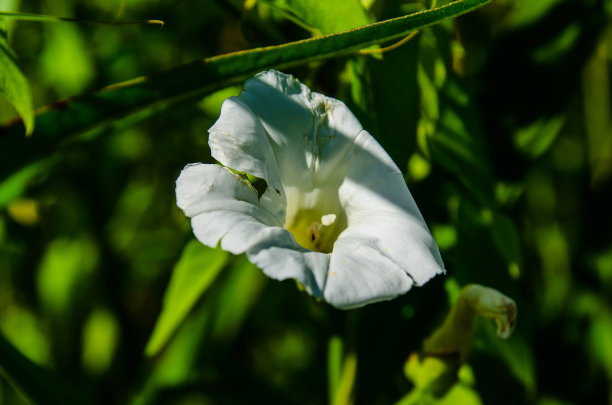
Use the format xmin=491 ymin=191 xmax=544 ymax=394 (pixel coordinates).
xmin=404 ymin=353 xmax=457 ymax=396
xmin=431 ymin=224 xmax=457 ymax=251
xmin=0 ymin=308 xmax=50 ymax=366
xmin=438 ymin=383 xmax=482 ymax=405
xmin=535 ymin=224 xmax=571 ymax=317
xmin=263 ymin=0 xmax=371 ymax=35
xmin=398 ymin=355 xmax=481 ymax=405
xmin=592 ymin=246 xmax=612 ymax=287
xmin=531 ymin=23 xmax=581 ymax=64
xmin=332 ymin=352 xmax=357 ymax=405
xmin=513 ymin=115 xmax=565 ymax=158
xmin=505 ymin=0 xmax=566 ymax=28
xmin=145 ymin=240 xmax=229 ymax=356
xmin=328 ymin=335 xmax=344 ymax=405
xmin=407 ymin=152 xmax=432 ymax=182
xmin=0 ymin=18 xmax=34 ymax=135
xmin=81 ymin=309 xmax=119 ymax=375
xmin=418 ymin=62 xmax=440 ymax=129
xmin=6 ymin=197 xmax=39 ymax=226
xmin=40 ymin=22 xmax=94 ymax=97
xmin=0 ymin=157 xmax=56 ymax=209
xmin=37 ymin=237 xmax=98 ymax=314
xmin=588 ymin=311 xmax=612 ymax=376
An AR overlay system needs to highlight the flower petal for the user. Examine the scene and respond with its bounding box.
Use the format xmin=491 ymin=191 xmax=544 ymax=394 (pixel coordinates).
xmin=208 ymin=70 xmax=364 ymax=201
xmin=248 ymin=243 xmax=329 ymax=298
xmin=176 ymin=164 xmax=280 ymax=252
xmin=175 ymin=163 xmax=328 ymax=297
xmin=324 ymin=130 xmax=444 ymax=309
xmin=208 ymin=97 xmax=285 ymax=195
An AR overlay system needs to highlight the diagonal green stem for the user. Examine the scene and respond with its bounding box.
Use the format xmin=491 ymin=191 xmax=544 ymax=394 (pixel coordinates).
xmin=0 ymin=11 xmax=163 ymax=26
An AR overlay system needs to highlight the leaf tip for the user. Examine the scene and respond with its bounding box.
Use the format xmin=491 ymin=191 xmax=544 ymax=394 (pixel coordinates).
xmin=24 ymin=117 xmax=34 ymax=137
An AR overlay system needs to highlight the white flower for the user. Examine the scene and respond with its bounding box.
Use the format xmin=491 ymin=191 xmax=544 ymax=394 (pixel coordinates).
xmin=176 ymin=70 xmax=444 ymax=309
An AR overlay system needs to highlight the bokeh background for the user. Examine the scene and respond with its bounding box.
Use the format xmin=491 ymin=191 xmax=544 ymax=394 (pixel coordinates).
xmin=1 ymin=0 xmax=611 ymax=404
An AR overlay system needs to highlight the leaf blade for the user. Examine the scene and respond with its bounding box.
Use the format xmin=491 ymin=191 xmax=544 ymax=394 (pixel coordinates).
xmin=0 ymin=32 xmax=34 ymax=136
xmin=145 ymin=240 xmax=229 ymax=356
xmin=263 ymin=0 xmax=371 ymax=35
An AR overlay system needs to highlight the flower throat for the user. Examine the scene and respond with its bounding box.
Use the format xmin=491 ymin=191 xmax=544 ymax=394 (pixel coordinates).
xmin=285 ymin=209 xmax=344 ymax=253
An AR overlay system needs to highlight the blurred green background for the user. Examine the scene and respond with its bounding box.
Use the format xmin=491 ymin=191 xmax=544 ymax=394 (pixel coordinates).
xmin=1 ymin=0 xmax=611 ymax=404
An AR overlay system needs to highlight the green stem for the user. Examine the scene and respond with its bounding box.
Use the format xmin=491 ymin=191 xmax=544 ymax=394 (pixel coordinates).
xmin=0 ymin=11 xmax=163 ymax=26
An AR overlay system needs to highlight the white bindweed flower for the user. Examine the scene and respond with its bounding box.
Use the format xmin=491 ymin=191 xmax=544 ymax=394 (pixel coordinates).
xmin=176 ymin=70 xmax=444 ymax=309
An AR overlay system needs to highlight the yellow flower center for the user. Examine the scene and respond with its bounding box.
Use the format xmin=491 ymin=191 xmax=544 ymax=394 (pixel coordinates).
xmin=285 ymin=209 xmax=344 ymax=253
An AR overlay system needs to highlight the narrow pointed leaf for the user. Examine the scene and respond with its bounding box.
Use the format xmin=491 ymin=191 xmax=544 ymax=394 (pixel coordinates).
xmin=145 ymin=240 xmax=229 ymax=356
xmin=0 ymin=33 xmax=33 ymax=136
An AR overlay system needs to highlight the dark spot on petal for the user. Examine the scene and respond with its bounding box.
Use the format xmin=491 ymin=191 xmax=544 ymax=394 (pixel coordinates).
xmin=275 ymin=189 xmax=281 ymax=196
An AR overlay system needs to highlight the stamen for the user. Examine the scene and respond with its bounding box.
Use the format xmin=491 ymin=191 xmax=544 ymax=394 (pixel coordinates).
xmin=308 ymin=222 xmax=322 ymax=242
xmin=321 ymin=214 xmax=336 ymax=226
xmin=284 ymin=209 xmax=344 ymax=253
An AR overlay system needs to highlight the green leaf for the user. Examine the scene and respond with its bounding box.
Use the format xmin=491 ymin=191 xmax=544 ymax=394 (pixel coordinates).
xmin=0 ymin=157 xmax=56 ymax=209
xmin=0 ymin=19 xmax=34 ymax=136
xmin=332 ymin=352 xmax=358 ymax=405
xmin=133 ymin=255 xmax=264 ymax=405
xmin=328 ymin=335 xmax=344 ymax=405
xmin=37 ymin=237 xmax=99 ymax=315
xmin=263 ymin=0 xmax=371 ymax=35
xmin=438 ymin=383 xmax=483 ymax=405
xmin=583 ymin=33 xmax=612 ymax=187
xmin=505 ymin=0 xmax=565 ymax=28
xmin=145 ymin=240 xmax=229 ymax=356
xmin=40 ymin=22 xmax=94 ymax=97
xmin=0 ymin=0 xmax=495 ymax=180
xmin=513 ymin=115 xmax=565 ymax=158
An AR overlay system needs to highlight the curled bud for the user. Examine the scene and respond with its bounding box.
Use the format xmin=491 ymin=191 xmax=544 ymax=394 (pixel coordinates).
xmin=423 ymin=284 xmax=517 ymax=363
